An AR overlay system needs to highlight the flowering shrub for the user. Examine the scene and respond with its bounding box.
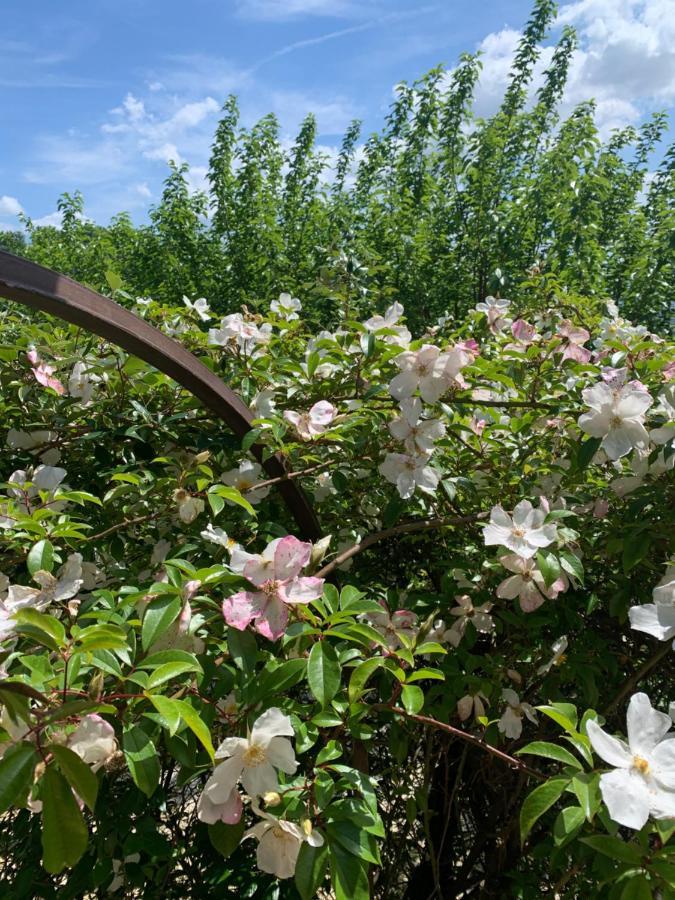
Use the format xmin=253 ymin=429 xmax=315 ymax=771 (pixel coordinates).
xmin=0 ymin=283 xmax=672 ymax=898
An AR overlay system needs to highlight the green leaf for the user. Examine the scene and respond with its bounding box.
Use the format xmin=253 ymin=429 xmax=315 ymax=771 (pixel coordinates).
xmin=348 ymin=658 xmax=385 ymax=703
xmin=535 ymin=551 xmax=561 ymax=589
xmin=210 ymin=485 xmax=255 ymax=516
xmin=105 ymin=269 xmax=122 ymax=292
xmin=295 ymin=841 xmax=328 ymax=900
xmin=41 ymin=765 xmax=88 ymax=873
xmin=27 ymin=539 xmax=54 ymax=576
xmin=559 ymin=552 xmax=584 ymax=585
xmin=0 ymin=742 xmax=38 ymax=812
xmin=146 ymin=661 xmax=199 ymax=689
xmin=174 ymin=700 xmax=215 ymax=760
xmin=74 ymin=624 xmax=128 ymax=653
xmin=208 ymin=819 xmax=245 ymax=859
xmin=49 ymin=744 xmax=98 ymax=812
xmin=553 ymin=806 xmax=585 ymax=847
xmin=138 ymin=649 xmax=202 ymax=672
xmin=519 ymin=777 xmax=569 ymax=844
xmin=122 ymin=725 xmax=160 ymax=798
xmin=255 ymin=658 xmax=307 ymax=699
xmin=580 ymin=835 xmax=643 ymax=865
xmin=619 ymin=876 xmax=653 ymax=900
xmin=141 ymin=595 xmax=181 ymax=652
xmin=327 ymin=820 xmax=381 ymax=865
xmin=537 ymin=704 xmax=578 ymax=734
xmin=405 ymin=668 xmax=445 ymax=683
xmin=401 ymin=684 xmax=424 ymax=715
xmin=147 ymin=694 xmax=182 ymax=734
xmin=571 ymin=772 xmax=601 ymax=821
xmin=14 ymin=609 xmax=66 ymax=648
xmin=227 ymin=628 xmax=258 ymax=673
xmin=622 ymin=531 xmax=651 ymax=573
xmin=517 ymin=741 xmax=583 ymax=770
xmin=308 ymin=641 xmax=341 ymax=707
xmin=576 ymin=436 xmax=601 ymax=470
xmin=330 ymin=842 xmax=370 ymax=900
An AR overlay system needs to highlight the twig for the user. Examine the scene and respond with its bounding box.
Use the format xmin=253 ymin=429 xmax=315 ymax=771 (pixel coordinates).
xmin=603 ymin=642 xmax=672 ymax=716
xmin=316 ymin=512 xmax=487 ymax=578
xmin=388 ymin=706 xmax=546 ymax=781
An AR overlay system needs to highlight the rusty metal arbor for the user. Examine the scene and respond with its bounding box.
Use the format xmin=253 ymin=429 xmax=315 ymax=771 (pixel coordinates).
xmin=0 ymin=250 xmax=321 ymax=540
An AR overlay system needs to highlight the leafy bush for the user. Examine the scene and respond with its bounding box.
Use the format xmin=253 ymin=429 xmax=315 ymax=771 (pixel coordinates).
xmin=0 ymin=280 xmax=672 ymax=898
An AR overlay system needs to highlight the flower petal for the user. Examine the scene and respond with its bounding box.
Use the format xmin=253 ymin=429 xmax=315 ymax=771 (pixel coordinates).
xmin=599 ymin=768 xmax=651 ymax=830
xmin=626 ymin=693 xmax=673 ymax=755
xmin=265 ymin=736 xmax=298 ymax=774
xmin=251 ymin=707 xmax=295 ymax=743
xmin=587 ymin=719 xmax=632 ymax=767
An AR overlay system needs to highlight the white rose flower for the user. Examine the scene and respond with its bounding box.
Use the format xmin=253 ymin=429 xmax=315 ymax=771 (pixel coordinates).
xmin=199 ymin=707 xmax=298 ymax=808
xmin=67 ymin=714 xmax=117 ymax=771
xmin=172 ymin=489 xmax=204 ymax=524
xmin=498 ymin=689 xmax=537 ymax=739
xmin=578 ymin=381 xmax=653 ymax=460
xmin=379 ymin=451 xmax=438 ymax=499
xmin=587 ymin=693 xmax=675 ymax=829
xmin=483 ymin=501 xmax=557 ymax=559
xmin=284 ymin=401 xmax=337 ymax=440
xmin=536 ymin=636 xmax=569 ymax=674
xmin=221 ymin=460 xmax=271 ymax=505
xmin=446 ymin=595 xmax=495 ymax=647
xmin=5 ymin=552 xmax=83 ymax=614
xmin=182 ymin=295 xmax=211 ymax=321
xmin=496 ymin=554 xmax=567 ymax=612
xmin=389 ymin=398 xmax=446 ymax=454
xmin=270 ymin=292 xmax=302 ymax=321
xmin=245 ymin=809 xmax=324 ymax=879
xmin=628 ymin=566 xmax=675 ymax=648
xmin=363 ymin=301 xmax=411 ymax=346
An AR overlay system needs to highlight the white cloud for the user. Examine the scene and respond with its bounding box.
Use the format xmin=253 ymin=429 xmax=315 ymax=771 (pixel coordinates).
xmin=0 ymin=195 xmax=23 ymax=216
xmin=134 ymin=182 xmax=152 ymax=199
xmin=469 ymin=0 xmax=675 ymax=135
xmin=236 ymin=0 xmax=371 ymax=20
xmin=32 ymin=211 xmax=62 ymax=228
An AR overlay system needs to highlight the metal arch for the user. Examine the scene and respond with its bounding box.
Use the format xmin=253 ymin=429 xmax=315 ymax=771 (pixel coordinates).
xmin=0 ymin=250 xmax=321 ymax=540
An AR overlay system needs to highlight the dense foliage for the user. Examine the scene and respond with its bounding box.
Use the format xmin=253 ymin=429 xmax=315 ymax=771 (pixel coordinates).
xmin=0 ymin=279 xmax=673 ymax=898
xmin=2 ymin=0 xmax=674 ymax=334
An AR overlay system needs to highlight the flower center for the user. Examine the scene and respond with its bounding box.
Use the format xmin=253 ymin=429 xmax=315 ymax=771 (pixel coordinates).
xmin=609 ymin=415 xmax=622 ymax=428
xmin=242 ymin=743 xmax=267 ymax=767
xmin=512 ymin=527 xmax=526 ymax=538
xmin=238 ymin=479 xmax=253 ymax=491
xmin=632 ymin=755 xmax=650 ymax=775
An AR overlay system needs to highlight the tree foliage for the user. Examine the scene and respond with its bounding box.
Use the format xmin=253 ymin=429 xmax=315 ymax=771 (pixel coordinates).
xmin=4 ymin=0 xmax=673 ymax=334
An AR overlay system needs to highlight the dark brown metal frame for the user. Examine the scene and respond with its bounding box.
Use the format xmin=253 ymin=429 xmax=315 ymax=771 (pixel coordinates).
xmin=0 ymin=251 xmax=321 ymax=540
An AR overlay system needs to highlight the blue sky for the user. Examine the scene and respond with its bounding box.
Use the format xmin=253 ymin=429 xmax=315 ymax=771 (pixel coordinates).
xmin=2 ymin=0 xmax=674 ymax=230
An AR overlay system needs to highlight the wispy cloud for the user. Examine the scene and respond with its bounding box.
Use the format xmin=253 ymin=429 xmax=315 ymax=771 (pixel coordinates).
xmin=248 ymin=5 xmax=439 ymax=73
xmin=236 ymin=0 xmax=378 ymax=21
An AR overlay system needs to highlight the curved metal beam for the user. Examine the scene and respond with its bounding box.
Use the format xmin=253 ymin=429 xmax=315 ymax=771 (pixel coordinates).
xmin=0 ymin=250 xmax=321 ymax=540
